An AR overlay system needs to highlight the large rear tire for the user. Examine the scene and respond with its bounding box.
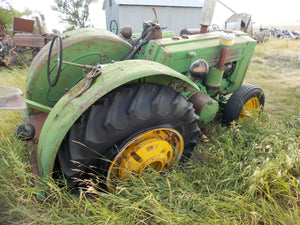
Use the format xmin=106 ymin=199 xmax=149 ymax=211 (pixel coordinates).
xmin=56 ymin=83 xmax=200 ymax=190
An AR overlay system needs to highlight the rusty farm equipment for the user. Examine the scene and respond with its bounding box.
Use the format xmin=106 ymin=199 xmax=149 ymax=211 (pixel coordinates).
xmin=0 ymin=15 xmax=53 ymax=67
xmin=0 ymin=0 xmax=264 ymax=194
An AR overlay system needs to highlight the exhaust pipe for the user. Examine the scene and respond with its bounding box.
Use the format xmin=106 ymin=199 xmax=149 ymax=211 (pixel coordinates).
xmin=205 ymin=32 xmax=235 ymax=95
xmin=200 ymin=0 xmax=217 ymax=33
xmin=40 ymin=14 xmax=49 ymax=34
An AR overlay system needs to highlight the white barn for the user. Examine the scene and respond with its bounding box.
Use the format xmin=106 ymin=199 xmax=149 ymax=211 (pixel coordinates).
xmin=102 ymin=0 xmax=204 ymax=36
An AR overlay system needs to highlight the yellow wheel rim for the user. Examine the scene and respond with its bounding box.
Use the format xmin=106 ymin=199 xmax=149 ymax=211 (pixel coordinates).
xmin=239 ymin=97 xmax=261 ymax=122
xmin=106 ymin=128 xmax=184 ymax=191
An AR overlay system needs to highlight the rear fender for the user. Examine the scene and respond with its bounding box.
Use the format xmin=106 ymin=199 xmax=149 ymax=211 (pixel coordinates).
xmin=37 ymin=60 xmax=199 ymax=178
xmin=25 ymin=28 xmax=131 ymax=112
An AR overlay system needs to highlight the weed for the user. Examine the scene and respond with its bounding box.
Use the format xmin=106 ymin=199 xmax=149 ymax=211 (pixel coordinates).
xmin=0 ymin=40 xmax=300 ymax=224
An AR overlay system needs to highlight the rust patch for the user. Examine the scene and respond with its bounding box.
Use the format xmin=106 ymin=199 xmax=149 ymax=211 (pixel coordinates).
xmin=146 ymin=145 xmax=154 ymax=152
xmin=211 ymin=50 xmax=239 ymax=65
xmin=188 ymin=92 xmax=209 ymax=114
xmin=148 ymin=48 xmax=153 ymax=55
xmin=13 ymin=35 xmax=46 ymax=48
xmin=27 ymin=111 xmax=48 ymax=161
xmin=13 ymin=17 xmax=34 ymax=35
xmin=29 ymin=111 xmax=48 ymax=141
xmin=30 ymin=147 xmax=41 ymax=178
xmin=217 ymin=47 xmax=229 ymax=70
xmin=102 ymin=52 xmax=108 ymax=61
xmin=180 ymin=28 xmax=201 ymax=36
xmin=162 ymin=52 xmax=171 ymax=64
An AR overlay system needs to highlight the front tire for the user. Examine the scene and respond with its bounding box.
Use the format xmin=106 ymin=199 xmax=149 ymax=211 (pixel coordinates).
xmin=223 ymin=85 xmax=265 ymax=123
xmin=56 ymin=83 xmax=200 ymax=190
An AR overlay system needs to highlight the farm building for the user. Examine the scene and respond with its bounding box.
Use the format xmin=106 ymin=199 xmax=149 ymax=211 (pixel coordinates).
xmin=225 ymin=13 xmax=252 ymax=32
xmin=102 ymin=0 xmax=204 ymax=36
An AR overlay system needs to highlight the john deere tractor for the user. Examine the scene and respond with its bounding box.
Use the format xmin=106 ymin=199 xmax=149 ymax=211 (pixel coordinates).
xmin=1 ymin=0 xmax=264 ymax=192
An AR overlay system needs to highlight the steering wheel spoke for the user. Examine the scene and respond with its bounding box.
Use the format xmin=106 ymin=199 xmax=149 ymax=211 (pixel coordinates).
xmin=47 ymin=35 xmax=63 ymax=87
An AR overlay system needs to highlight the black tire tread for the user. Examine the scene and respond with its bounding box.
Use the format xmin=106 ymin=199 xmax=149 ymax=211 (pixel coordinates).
xmin=57 ymin=83 xmax=200 ymax=188
xmin=223 ymin=84 xmax=265 ymax=123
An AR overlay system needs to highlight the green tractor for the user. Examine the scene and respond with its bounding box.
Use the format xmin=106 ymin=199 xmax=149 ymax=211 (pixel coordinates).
xmin=1 ymin=0 xmax=264 ymax=192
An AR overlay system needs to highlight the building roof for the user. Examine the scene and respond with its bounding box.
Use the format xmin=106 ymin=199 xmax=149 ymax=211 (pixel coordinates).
xmin=103 ymin=0 xmax=203 ymax=9
xmin=226 ymin=13 xmax=251 ymax=23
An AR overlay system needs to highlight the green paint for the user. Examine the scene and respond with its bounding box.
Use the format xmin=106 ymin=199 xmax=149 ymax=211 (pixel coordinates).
xmin=198 ymin=99 xmax=219 ymax=124
xmin=25 ymin=28 xmax=132 ymax=112
xmin=23 ymin=27 xmax=256 ymax=181
xmin=205 ymin=67 xmax=224 ymax=88
xmin=37 ymin=60 xmax=199 ymax=177
xmin=25 ymin=99 xmax=52 ymax=113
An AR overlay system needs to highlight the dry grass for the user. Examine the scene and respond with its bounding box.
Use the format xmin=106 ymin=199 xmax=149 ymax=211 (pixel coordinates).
xmin=0 ymin=68 xmax=26 ymax=130
xmin=256 ymin=38 xmax=300 ymax=55
xmin=246 ymin=39 xmax=300 ymax=120
xmin=0 ymin=39 xmax=299 ymax=224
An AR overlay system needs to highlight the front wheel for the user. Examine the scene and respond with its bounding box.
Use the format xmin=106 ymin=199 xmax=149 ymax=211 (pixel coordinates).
xmin=223 ymin=85 xmax=265 ymax=123
xmin=56 ymin=83 xmax=200 ymax=191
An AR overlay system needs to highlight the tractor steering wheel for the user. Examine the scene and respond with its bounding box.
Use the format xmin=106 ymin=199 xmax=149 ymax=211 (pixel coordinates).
xmin=211 ymin=24 xmax=220 ymax=31
xmin=47 ymin=35 xmax=63 ymax=87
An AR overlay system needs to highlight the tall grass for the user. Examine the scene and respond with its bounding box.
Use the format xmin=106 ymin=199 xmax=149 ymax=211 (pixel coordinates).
xmin=0 ymin=40 xmax=300 ymax=224
xmin=247 ymin=39 xmax=300 ymax=127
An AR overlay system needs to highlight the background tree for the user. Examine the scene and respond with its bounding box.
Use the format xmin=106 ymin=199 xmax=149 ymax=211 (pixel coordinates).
xmin=0 ymin=0 xmax=32 ymax=33
xmin=51 ymin=0 xmax=97 ymax=30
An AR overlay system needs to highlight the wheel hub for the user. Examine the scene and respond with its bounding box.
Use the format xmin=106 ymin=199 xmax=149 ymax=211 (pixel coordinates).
xmin=106 ymin=128 xmax=184 ymax=191
xmin=239 ymin=97 xmax=260 ymax=122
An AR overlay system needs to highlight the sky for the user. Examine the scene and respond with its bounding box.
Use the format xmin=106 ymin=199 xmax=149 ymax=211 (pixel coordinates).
xmin=8 ymin=0 xmax=300 ymax=33
xmin=9 ymin=0 xmax=107 ymax=32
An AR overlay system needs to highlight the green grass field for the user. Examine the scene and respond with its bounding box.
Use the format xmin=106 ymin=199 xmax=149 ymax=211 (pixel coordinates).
xmin=0 ymin=39 xmax=299 ymax=224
